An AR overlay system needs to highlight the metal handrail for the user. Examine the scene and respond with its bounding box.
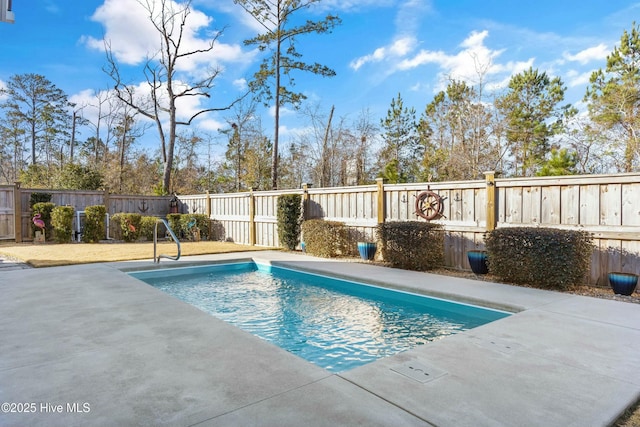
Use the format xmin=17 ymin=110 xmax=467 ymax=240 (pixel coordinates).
xmin=154 ymin=218 xmax=181 ymax=263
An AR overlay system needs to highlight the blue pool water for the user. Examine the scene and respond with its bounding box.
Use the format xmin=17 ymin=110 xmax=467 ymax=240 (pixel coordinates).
xmin=131 ymin=262 xmax=509 ymax=373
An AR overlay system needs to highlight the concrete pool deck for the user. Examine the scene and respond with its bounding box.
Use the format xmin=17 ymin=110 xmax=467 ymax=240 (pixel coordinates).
xmin=1 ymin=250 xmax=639 ymax=427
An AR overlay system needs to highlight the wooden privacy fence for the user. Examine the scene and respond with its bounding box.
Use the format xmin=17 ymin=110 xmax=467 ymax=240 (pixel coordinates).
xmin=2 ymin=173 xmax=639 ymax=285
xmin=2 ymin=183 xmax=172 ymax=242
xmin=178 ymin=172 xmax=640 ymax=286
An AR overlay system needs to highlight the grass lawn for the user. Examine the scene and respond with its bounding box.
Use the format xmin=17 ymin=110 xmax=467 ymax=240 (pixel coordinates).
xmin=0 ymin=241 xmax=271 ymax=268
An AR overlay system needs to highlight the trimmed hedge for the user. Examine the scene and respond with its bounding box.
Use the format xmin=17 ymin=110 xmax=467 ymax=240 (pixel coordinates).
xmin=139 ymin=216 xmax=159 ymax=241
xmin=32 ymin=202 xmax=55 ymax=239
xmin=301 ymin=219 xmax=354 ymax=258
xmin=277 ymin=194 xmax=302 ymax=250
xmin=111 ymin=213 xmax=142 ymax=242
xmin=51 ymin=205 xmax=74 ymax=243
xmin=485 ymin=227 xmax=593 ymax=290
xmin=83 ymin=205 xmax=106 ymax=243
xmin=166 ymin=214 xmax=181 ymax=238
xmin=164 ymin=213 xmax=209 ymax=240
xmin=178 ymin=214 xmax=209 ymax=240
xmin=377 ymin=221 xmax=444 ymax=271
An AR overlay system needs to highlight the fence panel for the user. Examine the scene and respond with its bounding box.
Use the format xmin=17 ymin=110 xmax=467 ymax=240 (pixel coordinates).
xmin=0 ymin=186 xmax=14 ymax=240
xmin=109 ymin=195 xmax=170 ymax=216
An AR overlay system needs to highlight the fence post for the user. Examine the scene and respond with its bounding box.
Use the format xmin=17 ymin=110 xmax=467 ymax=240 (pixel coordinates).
xmin=376 ymin=178 xmax=386 ymax=224
xmin=206 ymin=190 xmax=212 ymax=239
xmin=484 ymin=171 xmax=497 ymax=232
xmin=249 ymin=190 xmax=256 ymax=246
xmin=14 ymin=181 xmax=22 ymax=243
xmin=302 ymin=183 xmax=311 ymax=220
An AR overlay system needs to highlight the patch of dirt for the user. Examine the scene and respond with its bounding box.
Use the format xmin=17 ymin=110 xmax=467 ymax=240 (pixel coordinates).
xmin=427 ymin=267 xmax=640 ymax=304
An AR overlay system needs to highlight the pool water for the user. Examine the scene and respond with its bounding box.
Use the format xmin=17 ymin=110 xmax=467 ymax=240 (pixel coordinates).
xmin=131 ymin=262 xmax=509 ymax=373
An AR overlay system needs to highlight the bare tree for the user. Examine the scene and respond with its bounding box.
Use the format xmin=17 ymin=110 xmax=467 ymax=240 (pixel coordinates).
xmin=104 ymin=0 xmax=243 ymax=194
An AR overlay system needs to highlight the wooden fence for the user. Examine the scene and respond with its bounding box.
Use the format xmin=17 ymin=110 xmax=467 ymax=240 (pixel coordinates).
xmin=2 ymin=183 xmax=172 ymax=242
xmin=178 ymin=172 xmax=640 ymax=286
xmin=3 ymin=173 xmax=640 ymax=285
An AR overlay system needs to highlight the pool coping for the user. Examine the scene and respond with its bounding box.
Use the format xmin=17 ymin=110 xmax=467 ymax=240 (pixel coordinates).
xmin=1 ymin=250 xmax=639 ymax=426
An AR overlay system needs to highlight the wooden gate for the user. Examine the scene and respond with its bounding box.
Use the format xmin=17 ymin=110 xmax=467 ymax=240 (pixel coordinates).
xmin=0 ymin=186 xmax=15 ymax=240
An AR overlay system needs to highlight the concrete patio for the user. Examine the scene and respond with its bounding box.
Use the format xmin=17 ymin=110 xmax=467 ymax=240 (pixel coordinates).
xmin=1 ymin=250 xmax=639 ymax=426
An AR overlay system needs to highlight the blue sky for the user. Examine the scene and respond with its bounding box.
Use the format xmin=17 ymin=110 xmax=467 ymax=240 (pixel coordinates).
xmin=1 ymin=0 xmax=638 ymax=157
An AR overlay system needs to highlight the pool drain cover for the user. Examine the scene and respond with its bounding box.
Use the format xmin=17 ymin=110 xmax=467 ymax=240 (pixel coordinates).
xmin=391 ymin=361 xmax=447 ymax=383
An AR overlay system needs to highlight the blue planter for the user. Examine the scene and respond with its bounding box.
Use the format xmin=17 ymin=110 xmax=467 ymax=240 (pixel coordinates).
xmin=357 ymin=242 xmax=377 ymax=261
xmin=608 ymin=272 xmax=638 ymax=296
xmin=467 ymin=250 xmax=489 ymax=275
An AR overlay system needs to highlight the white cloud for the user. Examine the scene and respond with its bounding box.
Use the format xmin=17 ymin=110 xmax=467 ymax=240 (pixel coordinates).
xmin=233 ymin=78 xmax=247 ymax=91
xmin=198 ymin=117 xmax=227 ymax=132
xmin=563 ymin=43 xmax=609 ymax=65
xmin=83 ymin=0 xmax=249 ymax=70
xmin=350 ymin=36 xmax=417 ymax=70
xmin=397 ymin=30 xmax=533 ymax=90
xmin=565 ymin=69 xmax=594 ymax=88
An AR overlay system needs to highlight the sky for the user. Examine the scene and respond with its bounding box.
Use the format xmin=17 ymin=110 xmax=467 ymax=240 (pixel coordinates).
xmin=1 ymin=0 xmax=639 ymax=158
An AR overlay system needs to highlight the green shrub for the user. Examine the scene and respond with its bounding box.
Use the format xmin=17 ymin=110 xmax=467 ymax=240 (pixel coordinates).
xmin=301 ymin=219 xmax=353 ymax=257
xmin=485 ymin=227 xmax=593 ymax=290
xmin=377 ymin=221 xmax=444 ymax=271
xmin=180 ymin=214 xmax=210 ymax=241
xmin=277 ymin=194 xmax=302 ymax=250
xmin=83 ymin=205 xmax=106 ymax=243
xmin=32 ymin=202 xmax=55 ymax=239
xmin=111 ymin=213 xmax=142 ymax=242
xmin=166 ymin=214 xmax=182 ymax=238
xmin=51 ymin=205 xmax=74 ymax=243
xmin=29 ymin=192 xmax=52 ymax=209
xmin=139 ymin=216 xmax=159 ymax=241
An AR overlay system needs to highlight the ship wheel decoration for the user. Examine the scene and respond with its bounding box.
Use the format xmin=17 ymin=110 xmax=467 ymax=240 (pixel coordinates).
xmin=415 ymin=187 xmax=445 ymax=221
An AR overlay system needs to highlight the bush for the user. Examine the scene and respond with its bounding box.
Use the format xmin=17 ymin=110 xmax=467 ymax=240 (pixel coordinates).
xmin=166 ymin=214 xmax=182 ymax=238
xmin=139 ymin=216 xmax=159 ymax=241
xmin=277 ymin=194 xmax=302 ymax=250
xmin=83 ymin=205 xmax=106 ymax=243
xmin=51 ymin=206 xmax=74 ymax=243
xmin=111 ymin=213 xmax=142 ymax=242
xmin=485 ymin=227 xmax=593 ymax=290
xmin=301 ymin=219 xmax=353 ymax=257
xmin=32 ymin=202 xmax=55 ymax=239
xmin=29 ymin=192 xmax=52 ymax=209
xmin=180 ymin=214 xmax=210 ymax=241
xmin=377 ymin=221 xmax=444 ymax=271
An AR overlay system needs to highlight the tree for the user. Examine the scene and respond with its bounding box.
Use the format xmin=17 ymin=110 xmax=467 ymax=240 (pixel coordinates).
xmin=234 ymin=0 xmax=341 ymax=189
xmin=378 ymin=93 xmax=421 ymax=182
xmin=495 ymin=67 xmax=569 ymax=177
xmin=105 ymin=0 xmax=239 ymax=194
xmin=0 ymin=73 xmax=71 ymax=166
xmin=419 ymin=80 xmax=496 ymax=181
xmin=0 ymin=109 xmax=27 ymax=183
xmin=585 ymin=22 xmax=640 ymax=172
xmin=53 ymin=164 xmax=104 ymax=190
xmin=171 ymin=131 xmax=203 ymax=194
xmin=536 ymin=148 xmax=578 ymax=176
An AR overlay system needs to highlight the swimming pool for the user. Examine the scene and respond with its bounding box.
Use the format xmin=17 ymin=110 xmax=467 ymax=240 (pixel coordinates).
xmin=131 ymin=262 xmax=510 ymax=373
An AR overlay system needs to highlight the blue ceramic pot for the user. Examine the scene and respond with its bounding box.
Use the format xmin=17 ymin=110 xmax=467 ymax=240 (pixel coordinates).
xmin=467 ymin=250 xmax=489 ymax=275
xmin=608 ymin=272 xmax=638 ymax=296
xmin=357 ymin=242 xmax=377 ymax=261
